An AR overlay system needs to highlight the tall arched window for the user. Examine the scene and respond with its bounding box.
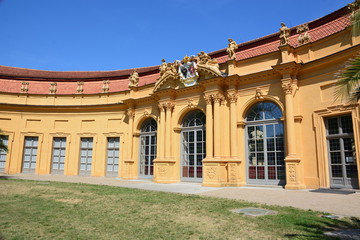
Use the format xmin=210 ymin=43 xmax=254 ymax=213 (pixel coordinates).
xmin=245 ymin=102 xmax=285 ymax=185
xmin=181 ymin=110 xmax=206 ymax=182
xmin=139 ymin=118 xmax=157 ymax=177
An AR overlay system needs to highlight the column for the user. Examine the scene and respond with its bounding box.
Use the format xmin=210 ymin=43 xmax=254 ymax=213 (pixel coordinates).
xmin=212 ymin=93 xmax=223 ymax=158
xmin=204 ymin=95 xmax=213 ymax=159
xmin=158 ymin=104 xmax=166 ymax=159
xmin=127 ymin=109 xmax=135 ymax=160
xmin=228 ymin=92 xmax=238 ymax=158
xmin=282 ymin=81 xmax=296 ymax=157
xmin=281 ymin=79 xmax=306 ymax=190
xmin=165 ymin=102 xmax=174 ymax=158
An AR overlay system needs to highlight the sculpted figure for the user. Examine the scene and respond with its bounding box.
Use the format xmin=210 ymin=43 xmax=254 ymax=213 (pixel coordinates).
xmin=197 ymin=51 xmax=211 ymax=65
xmin=279 ymin=23 xmax=290 ymax=46
xmin=159 ymin=59 xmax=167 ymax=76
xmin=226 ymin=38 xmax=238 ymax=60
xmin=296 ymin=24 xmax=310 ymax=45
xmin=128 ymin=70 xmax=139 ymax=88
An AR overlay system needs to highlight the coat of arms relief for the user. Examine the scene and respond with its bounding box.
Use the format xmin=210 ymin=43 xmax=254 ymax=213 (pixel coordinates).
xmin=154 ymin=51 xmax=225 ymax=92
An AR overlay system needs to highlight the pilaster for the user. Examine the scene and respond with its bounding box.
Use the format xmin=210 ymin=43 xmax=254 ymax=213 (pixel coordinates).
xmin=273 ymin=62 xmax=305 ymax=189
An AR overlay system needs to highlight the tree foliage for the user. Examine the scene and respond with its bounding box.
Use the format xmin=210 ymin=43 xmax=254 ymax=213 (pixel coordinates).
xmin=336 ymin=1 xmax=360 ymax=102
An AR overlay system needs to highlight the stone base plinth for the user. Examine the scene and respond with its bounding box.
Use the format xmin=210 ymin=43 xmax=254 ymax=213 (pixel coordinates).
xmin=284 ymin=157 xmax=306 ymax=190
xmin=153 ymin=158 xmax=177 ymax=183
xmin=202 ymin=158 xmax=243 ymax=187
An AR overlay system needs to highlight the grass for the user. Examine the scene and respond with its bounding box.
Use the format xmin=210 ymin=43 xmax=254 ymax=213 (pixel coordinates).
xmin=0 ymin=179 xmax=359 ymax=239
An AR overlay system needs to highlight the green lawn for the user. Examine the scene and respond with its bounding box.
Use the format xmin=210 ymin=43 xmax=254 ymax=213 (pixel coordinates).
xmin=0 ymin=179 xmax=359 ymax=240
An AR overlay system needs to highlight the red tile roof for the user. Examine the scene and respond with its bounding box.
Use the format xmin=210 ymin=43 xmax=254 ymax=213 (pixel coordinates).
xmin=0 ymin=6 xmax=351 ymax=95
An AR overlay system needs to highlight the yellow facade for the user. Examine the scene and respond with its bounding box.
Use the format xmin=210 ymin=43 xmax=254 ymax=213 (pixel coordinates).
xmin=0 ymin=5 xmax=359 ymax=189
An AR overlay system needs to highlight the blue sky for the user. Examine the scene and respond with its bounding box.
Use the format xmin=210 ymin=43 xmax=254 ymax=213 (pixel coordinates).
xmin=0 ymin=0 xmax=352 ymax=71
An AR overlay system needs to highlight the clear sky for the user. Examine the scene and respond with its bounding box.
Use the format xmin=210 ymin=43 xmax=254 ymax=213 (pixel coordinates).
xmin=0 ymin=0 xmax=353 ymax=72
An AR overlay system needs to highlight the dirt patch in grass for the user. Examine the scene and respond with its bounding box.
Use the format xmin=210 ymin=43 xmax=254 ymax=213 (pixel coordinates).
xmin=55 ymin=198 xmax=83 ymax=204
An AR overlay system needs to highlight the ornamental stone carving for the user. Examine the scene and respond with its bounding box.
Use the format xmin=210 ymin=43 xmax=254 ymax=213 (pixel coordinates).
xmin=212 ymin=93 xmax=225 ymax=104
xmin=102 ymin=80 xmax=110 ymax=93
xmin=127 ymin=109 xmax=135 ymax=119
xmin=227 ymin=92 xmax=238 ymax=103
xmin=158 ymin=103 xmax=165 ymax=112
xmin=203 ymin=95 xmax=213 ymax=105
xmin=288 ymin=164 xmax=296 ymax=182
xmin=255 ymin=88 xmax=264 ymax=99
xmin=226 ymin=38 xmax=238 ymax=60
xmin=282 ymin=82 xmax=293 ymax=95
xmin=158 ymin=166 xmax=166 ymax=177
xmin=279 ymin=23 xmax=290 ymax=46
xmin=49 ymin=82 xmax=57 ymax=94
xmin=229 ymin=163 xmax=237 ymax=182
xmin=187 ymin=98 xmax=196 ymax=109
xmin=21 ymin=81 xmax=29 ymax=93
xmin=296 ymin=24 xmax=310 ymax=45
xmin=207 ymin=167 xmax=216 ymax=179
xmin=196 ymin=51 xmax=223 ymax=76
xmin=76 ymin=81 xmax=84 ymax=94
xmin=159 ymin=59 xmax=167 ymax=76
xmin=128 ymin=70 xmax=139 ymax=88
xmin=164 ymin=102 xmax=175 ymax=111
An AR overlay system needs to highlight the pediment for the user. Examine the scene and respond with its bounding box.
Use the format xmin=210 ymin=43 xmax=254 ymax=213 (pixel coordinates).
xmin=153 ymin=53 xmax=226 ymax=92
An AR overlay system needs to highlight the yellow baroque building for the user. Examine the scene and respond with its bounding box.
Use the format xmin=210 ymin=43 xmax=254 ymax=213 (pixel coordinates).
xmin=0 ymin=5 xmax=359 ymax=190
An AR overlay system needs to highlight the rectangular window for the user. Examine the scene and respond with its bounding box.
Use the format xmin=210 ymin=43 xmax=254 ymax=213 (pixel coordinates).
xmin=79 ymin=137 xmax=93 ymax=175
xmin=22 ymin=136 xmax=39 ymax=173
xmin=51 ymin=137 xmax=66 ymax=174
xmin=106 ymin=137 xmax=120 ymax=176
xmin=0 ymin=136 xmax=9 ymax=172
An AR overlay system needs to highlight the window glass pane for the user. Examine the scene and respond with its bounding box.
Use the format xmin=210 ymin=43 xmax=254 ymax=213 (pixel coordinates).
xmin=329 ymin=139 xmax=340 ymax=151
xmin=275 ymin=124 xmax=284 ymax=137
xmin=331 ymin=165 xmax=343 ymax=177
xmin=327 ymin=118 xmax=339 ymax=135
xmin=266 ymin=125 xmax=274 ymax=138
xmin=341 ymin=116 xmax=353 ymax=134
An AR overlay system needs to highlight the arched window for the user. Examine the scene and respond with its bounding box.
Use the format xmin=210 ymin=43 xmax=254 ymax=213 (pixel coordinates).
xmin=181 ymin=110 xmax=206 ymax=182
xmin=139 ymin=118 xmax=157 ymax=177
xmin=245 ymin=102 xmax=285 ymax=185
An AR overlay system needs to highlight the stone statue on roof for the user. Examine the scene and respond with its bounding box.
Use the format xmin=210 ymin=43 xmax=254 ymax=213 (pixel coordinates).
xmin=159 ymin=59 xmax=167 ymax=76
xmin=279 ymin=23 xmax=290 ymax=46
xmin=128 ymin=69 xmax=139 ymax=88
xmin=226 ymin=38 xmax=238 ymax=60
xmin=296 ymin=24 xmax=310 ymax=45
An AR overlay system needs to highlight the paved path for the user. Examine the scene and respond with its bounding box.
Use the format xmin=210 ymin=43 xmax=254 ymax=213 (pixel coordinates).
xmin=1 ymin=174 xmax=359 ymax=218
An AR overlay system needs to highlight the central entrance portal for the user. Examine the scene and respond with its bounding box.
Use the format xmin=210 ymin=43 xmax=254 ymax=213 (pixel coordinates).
xmin=181 ymin=110 xmax=206 ymax=182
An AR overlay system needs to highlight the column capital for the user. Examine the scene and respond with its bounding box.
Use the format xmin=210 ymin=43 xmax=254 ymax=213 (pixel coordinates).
xmin=281 ymin=78 xmax=298 ymax=95
xmin=212 ymin=93 xmax=225 ymax=104
xmin=203 ymin=94 xmax=213 ymax=105
xmin=164 ymin=101 xmax=175 ymax=111
xmin=227 ymin=92 xmax=238 ymax=103
xmin=127 ymin=109 xmax=135 ymax=119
